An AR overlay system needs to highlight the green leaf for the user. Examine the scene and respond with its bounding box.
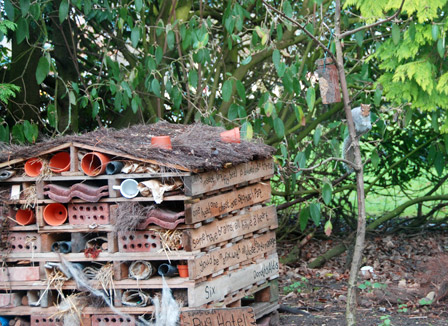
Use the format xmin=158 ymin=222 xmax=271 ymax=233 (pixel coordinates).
xmin=276 ymin=62 xmax=286 ymax=78
xmin=408 ymin=22 xmax=416 ymax=41
xmin=228 ymin=104 xmax=239 ymax=121
xmin=0 ymin=124 xmax=10 ymax=143
xmin=272 ymin=49 xmax=281 ymax=70
xmin=392 ymin=24 xmax=400 ymax=45
xmin=276 ymin=24 xmax=283 ymax=41
xmin=92 ymin=101 xmax=99 ymax=118
xmin=188 ymin=70 xmax=198 ymax=88
xmin=374 ymin=86 xmax=382 ymax=106
xmin=20 ymin=0 xmax=30 ymax=17
xmin=432 ymin=24 xmax=439 ymax=41
xmin=47 ymin=104 xmax=56 ymax=128
xmin=131 ymin=97 xmax=138 ymax=113
xmin=135 ymin=0 xmax=143 ymax=11
xmin=437 ymin=38 xmax=445 ymax=58
xmin=241 ymin=121 xmax=253 ymax=139
xmin=371 ymin=150 xmax=379 ymax=169
xmin=23 ymin=120 xmax=35 ymax=143
xmin=151 ymin=79 xmax=161 ymax=97
xmin=131 ymin=26 xmax=140 ymax=47
xmin=283 ymin=1 xmax=293 ymax=18
xmin=355 ymin=31 xmax=364 ymax=46
xmin=68 ymin=91 xmax=76 ymax=105
xmin=313 ymin=126 xmax=322 ymax=146
xmin=121 ymin=81 xmax=132 ymax=98
xmin=35 ymin=56 xmax=50 ymax=84
xmin=4 ymin=0 xmax=15 ymax=20
xmin=167 ymin=30 xmax=175 ymax=50
xmin=264 ymin=101 xmax=274 ymax=117
xmin=322 ymin=183 xmax=332 ymax=205
xmin=155 ymin=46 xmax=163 ymax=65
xmin=241 ymin=56 xmax=252 ymax=65
xmin=324 ymin=220 xmax=332 ymax=237
xmin=273 ymin=117 xmax=285 ymax=138
xmin=294 ymin=152 xmax=306 ymax=168
xmin=236 ymin=80 xmax=246 ymax=103
xmin=238 ymin=105 xmax=247 ymax=118
xmin=173 ymin=87 xmax=182 ymax=109
xmin=59 ymin=0 xmax=69 ymax=23
xmin=222 ymin=79 xmax=233 ymax=102
xmin=299 ymin=207 xmax=309 ymax=231
xmin=12 ymin=124 xmax=25 ymax=144
xmin=306 ymin=87 xmax=315 ymax=110
xmin=16 ymin=17 xmax=29 ymax=44
xmin=310 ymin=203 xmax=321 ymax=226
xmin=434 ymin=152 xmax=444 ymax=176
xmin=419 ymin=298 xmax=433 ymax=306
xmin=405 ymin=109 xmax=413 ymax=126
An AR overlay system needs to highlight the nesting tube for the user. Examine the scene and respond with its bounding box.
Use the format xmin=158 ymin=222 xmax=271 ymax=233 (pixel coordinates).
xmin=48 ymin=152 xmax=71 ymax=173
xmin=81 ymin=152 xmax=110 ymax=176
xmin=106 ymin=161 xmax=124 ymax=175
xmin=51 ymin=241 xmax=72 ymax=253
xmin=128 ymin=261 xmax=155 ymax=280
xmin=43 ymin=203 xmax=68 ymax=226
xmin=158 ymin=263 xmax=178 ymax=277
xmin=24 ymin=158 xmax=43 ymax=177
xmin=15 ymin=209 xmax=35 ymax=226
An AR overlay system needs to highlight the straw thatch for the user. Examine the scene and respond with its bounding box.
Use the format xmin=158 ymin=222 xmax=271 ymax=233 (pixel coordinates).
xmin=0 ymin=122 xmax=274 ymax=171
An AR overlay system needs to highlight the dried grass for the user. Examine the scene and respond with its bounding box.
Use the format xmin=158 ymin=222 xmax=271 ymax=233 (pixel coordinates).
xmin=114 ymin=202 xmax=153 ymax=233
xmin=0 ymin=121 xmax=274 ymax=171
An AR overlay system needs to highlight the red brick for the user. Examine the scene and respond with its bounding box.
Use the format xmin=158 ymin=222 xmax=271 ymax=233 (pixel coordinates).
xmin=0 ymin=293 xmax=21 ymax=307
xmin=7 ymin=232 xmax=41 ymax=253
xmin=0 ymin=266 xmax=40 ymax=282
xmin=91 ymin=315 xmax=135 ymax=326
xmin=68 ymin=203 xmax=110 ymax=225
xmin=118 ymin=231 xmax=161 ymax=252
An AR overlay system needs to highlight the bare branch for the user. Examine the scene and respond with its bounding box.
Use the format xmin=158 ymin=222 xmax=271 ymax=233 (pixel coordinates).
xmin=261 ymin=0 xmax=337 ymax=65
xmin=339 ymin=0 xmax=405 ymax=38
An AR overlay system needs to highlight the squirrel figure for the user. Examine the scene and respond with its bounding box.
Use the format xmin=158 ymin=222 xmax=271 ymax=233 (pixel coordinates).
xmin=342 ymin=104 xmax=372 ymax=173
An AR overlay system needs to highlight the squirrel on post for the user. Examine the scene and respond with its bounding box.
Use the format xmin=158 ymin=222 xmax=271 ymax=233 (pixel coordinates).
xmin=342 ymin=104 xmax=372 ymax=173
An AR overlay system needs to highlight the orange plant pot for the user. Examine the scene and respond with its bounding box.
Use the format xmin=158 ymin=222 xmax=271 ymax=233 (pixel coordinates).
xmin=220 ymin=127 xmax=240 ymax=143
xmin=49 ymin=152 xmax=71 ymax=173
xmin=24 ymin=158 xmax=43 ymax=177
xmin=177 ymin=264 xmax=189 ymax=278
xmin=43 ymin=203 xmax=68 ymax=226
xmin=151 ymin=136 xmax=172 ymax=150
xmin=15 ymin=209 xmax=35 ymax=226
xmin=81 ymin=152 xmax=110 ymax=176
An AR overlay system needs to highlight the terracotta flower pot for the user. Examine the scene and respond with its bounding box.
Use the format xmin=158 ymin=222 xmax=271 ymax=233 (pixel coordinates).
xmin=24 ymin=158 xmax=43 ymax=177
xmin=43 ymin=203 xmax=68 ymax=226
xmin=220 ymin=127 xmax=240 ymax=143
xmin=49 ymin=152 xmax=71 ymax=173
xmin=81 ymin=152 xmax=110 ymax=176
xmin=177 ymin=264 xmax=189 ymax=278
xmin=15 ymin=209 xmax=35 ymax=226
xmin=151 ymin=136 xmax=172 ymax=150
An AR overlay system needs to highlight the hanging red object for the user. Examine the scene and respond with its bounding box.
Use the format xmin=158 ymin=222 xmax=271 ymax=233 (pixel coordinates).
xmin=315 ymin=58 xmax=341 ymax=104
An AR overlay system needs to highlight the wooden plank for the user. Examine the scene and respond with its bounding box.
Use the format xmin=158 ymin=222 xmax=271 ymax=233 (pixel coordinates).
xmin=180 ymin=307 xmax=256 ymax=326
xmin=183 ymin=206 xmax=277 ymax=251
xmin=184 ymin=159 xmax=274 ymax=196
xmin=73 ymin=142 xmax=193 ymax=172
xmin=0 ymin=143 xmax=72 ymax=169
xmin=189 ymin=232 xmax=277 ymax=280
xmin=189 ymin=254 xmax=279 ymax=307
xmin=185 ymin=183 xmax=271 ymax=224
xmin=0 ymin=250 xmax=200 ymax=262
xmin=4 ymin=171 xmax=191 ymax=183
xmin=69 ymin=144 xmax=79 ymax=172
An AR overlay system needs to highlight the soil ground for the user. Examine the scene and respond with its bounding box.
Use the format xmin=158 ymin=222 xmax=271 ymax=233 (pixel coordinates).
xmin=275 ymin=230 xmax=448 ymax=325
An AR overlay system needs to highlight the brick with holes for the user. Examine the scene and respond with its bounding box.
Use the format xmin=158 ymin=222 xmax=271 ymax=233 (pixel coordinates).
xmin=68 ymin=203 xmax=110 ymax=225
xmin=7 ymin=232 xmax=41 ymax=253
xmin=118 ymin=231 xmax=161 ymax=252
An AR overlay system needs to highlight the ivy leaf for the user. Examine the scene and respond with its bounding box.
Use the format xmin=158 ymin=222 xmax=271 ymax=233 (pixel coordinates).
xmin=392 ymin=24 xmax=400 ymax=45
xmin=306 ymin=87 xmax=315 ymax=110
xmin=222 ymin=79 xmax=233 ymax=102
xmin=310 ymin=203 xmax=321 ymax=226
xmin=299 ymin=206 xmax=309 ymax=231
xmin=36 ymin=56 xmax=50 ymax=84
xmin=151 ymin=79 xmax=161 ymax=97
xmin=273 ymin=117 xmax=285 ymax=138
xmin=131 ymin=26 xmax=140 ymax=47
xmin=59 ymin=0 xmax=69 ymax=23
xmin=322 ymin=183 xmax=332 ymax=205
xmin=324 ymin=220 xmax=333 ymax=237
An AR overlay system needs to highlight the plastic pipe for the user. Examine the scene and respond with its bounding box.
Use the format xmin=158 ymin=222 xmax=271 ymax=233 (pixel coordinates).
xmin=106 ymin=161 xmax=124 ymax=175
xmin=158 ymin=263 xmax=178 ymax=277
xmin=51 ymin=241 xmax=72 ymax=253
